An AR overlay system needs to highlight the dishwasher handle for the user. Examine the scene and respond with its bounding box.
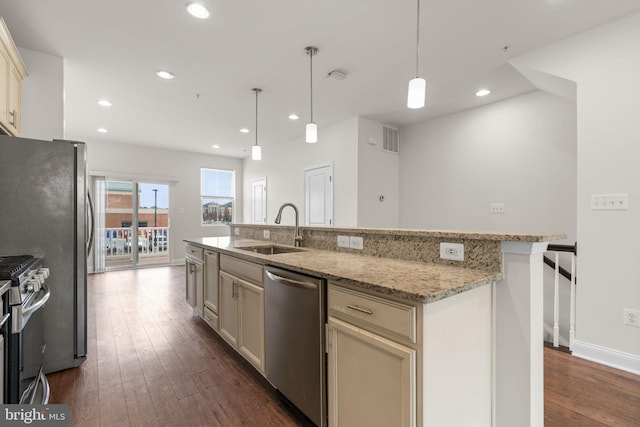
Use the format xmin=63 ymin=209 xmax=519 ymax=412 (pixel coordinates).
xmin=266 ymin=270 xmax=318 ymax=290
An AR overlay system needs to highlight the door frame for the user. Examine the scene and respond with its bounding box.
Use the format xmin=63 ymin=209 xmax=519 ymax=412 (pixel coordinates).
xmin=304 ymin=163 xmax=333 ymax=227
xmin=251 ymin=177 xmax=267 ymax=224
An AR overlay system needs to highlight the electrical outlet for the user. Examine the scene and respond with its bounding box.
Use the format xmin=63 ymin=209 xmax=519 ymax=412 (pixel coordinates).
xmin=349 ymin=236 xmax=364 ymax=250
xmin=234 ymin=227 xmax=240 ymax=236
xmin=490 ymin=203 xmax=505 ymax=214
xmin=623 ymin=308 xmax=640 ymax=328
xmin=440 ymin=242 xmax=464 ymax=261
xmin=337 ymin=235 xmax=350 ymax=248
xmin=263 ymin=230 xmax=270 ymax=239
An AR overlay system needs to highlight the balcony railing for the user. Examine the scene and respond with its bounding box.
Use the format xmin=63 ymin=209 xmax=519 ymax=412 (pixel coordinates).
xmin=105 ymin=227 xmax=169 ymax=258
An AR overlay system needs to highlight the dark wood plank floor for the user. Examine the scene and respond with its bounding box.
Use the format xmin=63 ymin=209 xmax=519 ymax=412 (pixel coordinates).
xmin=47 ymin=266 xmax=640 ymax=426
xmin=47 ymin=266 xmax=312 ymax=426
xmin=544 ymin=346 xmax=640 ymax=426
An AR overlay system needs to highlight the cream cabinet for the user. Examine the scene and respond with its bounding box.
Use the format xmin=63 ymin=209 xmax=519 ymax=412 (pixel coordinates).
xmin=185 ymin=244 xmax=204 ymax=315
xmin=328 ymin=285 xmax=417 ymax=427
xmin=0 ymin=19 xmax=27 ymax=136
xmin=203 ymin=250 xmax=220 ymax=330
xmin=219 ymin=255 xmax=265 ymax=373
xmin=219 ymin=270 xmax=239 ymax=346
xmin=328 ymin=282 xmax=492 ymax=427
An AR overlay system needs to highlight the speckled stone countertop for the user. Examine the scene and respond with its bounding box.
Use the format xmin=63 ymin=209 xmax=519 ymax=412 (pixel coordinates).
xmin=184 ymin=237 xmax=503 ymax=304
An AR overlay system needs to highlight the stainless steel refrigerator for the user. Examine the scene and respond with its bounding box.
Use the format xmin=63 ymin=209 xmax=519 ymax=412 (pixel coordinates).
xmin=0 ymin=134 xmax=88 ymax=372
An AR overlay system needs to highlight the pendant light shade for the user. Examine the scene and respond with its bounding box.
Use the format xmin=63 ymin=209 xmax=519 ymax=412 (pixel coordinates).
xmin=407 ymin=77 xmax=426 ymax=109
xmin=407 ymin=0 xmax=426 ymax=109
xmin=251 ymin=88 xmax=262 ymax=160
xmin=251 ymin=144 xmax=261 ymax=160
xmin=305 ymin=46 xmax=319 ymax=143
xmin=305 ymin=122 xmax=317 ymax=143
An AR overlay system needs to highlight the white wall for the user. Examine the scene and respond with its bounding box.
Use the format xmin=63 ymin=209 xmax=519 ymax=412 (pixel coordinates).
xmin=399 ymin=90 xmax=577 ymax=242
xmin=86 ymin=140 xmax=243 ymax=263
xmin=18 ymin=48 xmax=64 ymax=140
xmin=357 ymin=117 xmax=400 ymax=228
xmin=510 ymin=12 xmax=640 ymax=370
xmin=242 ymin=117 xmax=359 ymax=227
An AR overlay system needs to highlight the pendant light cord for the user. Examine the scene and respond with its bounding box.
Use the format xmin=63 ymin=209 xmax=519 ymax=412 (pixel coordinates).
xmin=255 ymin=89 xmax=258 ymax=146
xmin=415 ymin=0 xmax=421 ymax=77
xmin=252 ymin=88 xmax=261 ymax=147
xmin=309 ymin=50 xmax=314 ymax=122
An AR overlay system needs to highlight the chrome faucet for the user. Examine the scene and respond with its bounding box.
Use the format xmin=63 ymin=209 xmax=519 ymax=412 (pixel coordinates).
xmin=274 ymin=202 xmax=303 ymax=247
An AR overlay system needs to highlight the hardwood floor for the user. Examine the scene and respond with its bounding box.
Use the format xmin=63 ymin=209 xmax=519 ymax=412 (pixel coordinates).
xmin=46 ymin=266 xmax=640 ymax=426
xmin=544 ymin=347 xmax=640 ymax=426
xmin=47 ymin=266 xmax=312 ymax=426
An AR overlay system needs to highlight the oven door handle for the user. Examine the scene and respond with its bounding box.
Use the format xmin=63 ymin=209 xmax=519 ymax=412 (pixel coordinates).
xmin=0 ymin=312 xmax=10 ymax=328
xmin=22 ymin=284 xmax=51 ymax=318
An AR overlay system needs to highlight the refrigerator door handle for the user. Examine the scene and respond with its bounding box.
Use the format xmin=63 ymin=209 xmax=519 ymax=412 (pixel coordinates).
xmin=87 ymin=191 xmax=95 ymax=254
xmin=19 ymin=367 xmax=50 ymax=404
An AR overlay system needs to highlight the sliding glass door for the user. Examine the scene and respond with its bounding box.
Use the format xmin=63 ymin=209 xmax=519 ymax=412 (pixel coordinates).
xmin=100 ymin=180 xmax=170 ymax=270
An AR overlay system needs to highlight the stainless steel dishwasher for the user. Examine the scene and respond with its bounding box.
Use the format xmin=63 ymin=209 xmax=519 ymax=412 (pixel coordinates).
xmin=264 ymin=266 xmax=326 ymax=427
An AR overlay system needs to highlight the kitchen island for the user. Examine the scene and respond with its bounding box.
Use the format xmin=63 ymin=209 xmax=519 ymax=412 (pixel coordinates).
xmin=185 ymin=225 xmax=564 ymax=427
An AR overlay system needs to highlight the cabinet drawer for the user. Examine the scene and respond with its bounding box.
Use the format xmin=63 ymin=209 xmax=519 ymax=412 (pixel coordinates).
xmin=328 ymin=284 xmax=416 ymax=343
xmin=203 ymin=306 xmax=219 ymax=330
xmin=185 ymin=244 xmax=203 ymax=260
xmin=220 ymin=254 xmax=263 ymax=285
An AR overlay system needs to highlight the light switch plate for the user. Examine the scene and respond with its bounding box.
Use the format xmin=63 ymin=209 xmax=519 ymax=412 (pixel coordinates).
xmin=263 ymin=230 xmax=270 ymax=239
xmin=591 ymin=193 xmax=629 ymax=210
xmin=490 ymin=203 xmax=504 ymax=214
xmin=234 ymin=227 xmax=240 ymax=236
xmin=349 ymin=236 xmax=364 ymax=250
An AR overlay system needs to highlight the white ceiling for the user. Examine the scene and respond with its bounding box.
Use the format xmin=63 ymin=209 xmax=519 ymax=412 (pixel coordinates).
xmin=1 ymin=0 xmax=639 ymax=158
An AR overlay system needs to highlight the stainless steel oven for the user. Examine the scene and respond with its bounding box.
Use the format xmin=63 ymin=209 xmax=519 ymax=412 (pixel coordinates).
xmin=0 ymin=280 xmax=11 ymax=403
xmin=0 ymin=255 xmax=51 ymax=404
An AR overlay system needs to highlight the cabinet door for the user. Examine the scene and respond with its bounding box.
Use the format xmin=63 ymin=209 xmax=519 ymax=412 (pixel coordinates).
xmin=185 ymin=259 xmax=196 ymax=308
xmin=219 ymin=271 xmax=239 ymax=347
xmin=0 ymin=49 xmax=9 ymax=132
xmin=238 ymin=278 xmax=265 ymax=373
xmin=328 ymin=317 xmax=416 ymax=427
xmin=7 ymin=63 xmax=20 ymax=134
xmin=204 ymin=250 xmax=219 ymax=313
xmin=194 ymin=260 xmax=204 ymax=316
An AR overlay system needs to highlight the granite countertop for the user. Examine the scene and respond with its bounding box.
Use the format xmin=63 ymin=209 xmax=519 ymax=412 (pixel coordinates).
xmin=184 ymin=237 xmax=503 ymax=304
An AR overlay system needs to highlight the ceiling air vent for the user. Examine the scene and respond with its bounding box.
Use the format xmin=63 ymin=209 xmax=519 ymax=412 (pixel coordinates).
xmin=382 ymin=126 xmax=399 ymax=154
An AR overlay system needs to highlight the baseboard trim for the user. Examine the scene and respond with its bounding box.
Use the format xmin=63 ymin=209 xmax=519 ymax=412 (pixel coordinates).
xmin=572 ymin=339 xmax=640 ymax=375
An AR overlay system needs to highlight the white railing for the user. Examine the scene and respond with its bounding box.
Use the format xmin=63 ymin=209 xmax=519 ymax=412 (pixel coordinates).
xmin=544 ymin=243 xmax=577 ymax=352
xmin=105 ymin=227 xmax=169 ymax=258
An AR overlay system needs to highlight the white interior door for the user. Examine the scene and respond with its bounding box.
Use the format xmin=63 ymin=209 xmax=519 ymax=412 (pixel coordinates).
xmin=251 ymin=178 xmax=267 ymax=224
xmin=304 ymin=165 xmax=333 ymax=226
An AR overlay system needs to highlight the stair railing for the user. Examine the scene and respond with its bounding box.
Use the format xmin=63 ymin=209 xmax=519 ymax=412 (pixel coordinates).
xmin=544 ymin=243 xmax=577 ymax=352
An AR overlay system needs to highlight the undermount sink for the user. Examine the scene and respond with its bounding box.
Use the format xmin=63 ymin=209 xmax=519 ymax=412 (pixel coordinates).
xmin=238 ymin=245 xmax=306 ymax=255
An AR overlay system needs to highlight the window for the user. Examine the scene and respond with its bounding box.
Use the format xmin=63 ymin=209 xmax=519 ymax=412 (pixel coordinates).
xmin=201 ymin=168 xmax=235 ymax=225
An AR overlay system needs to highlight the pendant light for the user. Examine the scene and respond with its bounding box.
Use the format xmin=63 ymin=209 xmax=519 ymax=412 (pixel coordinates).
xmin=407 ymin=0 xmax=426 ymax=109
xmin=304 ymin=46 xmax=319 ymax=143
xmin=251 ymin=88 xmax=262 ymax=160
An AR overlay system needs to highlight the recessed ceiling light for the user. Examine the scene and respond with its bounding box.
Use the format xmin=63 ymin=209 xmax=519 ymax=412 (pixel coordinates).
xmin=476 ymin=89 xmax=491 ymax=97
xmin=185 ymin=1 xmax=210 ymax=19
xmin=97 ymin=128 xmax=108 ymax=134
xmin=288 ymin=114 xmax=299 ymax=120
xmin=97 ymin=99 xmax=112 ymax=107
xmin=240 ymin=128 xmax=250 ymax=133
xmin=156 ymin=70 xmax=175 ymax=80
xmin=212 ymin=144 xmax=220 ymax=149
